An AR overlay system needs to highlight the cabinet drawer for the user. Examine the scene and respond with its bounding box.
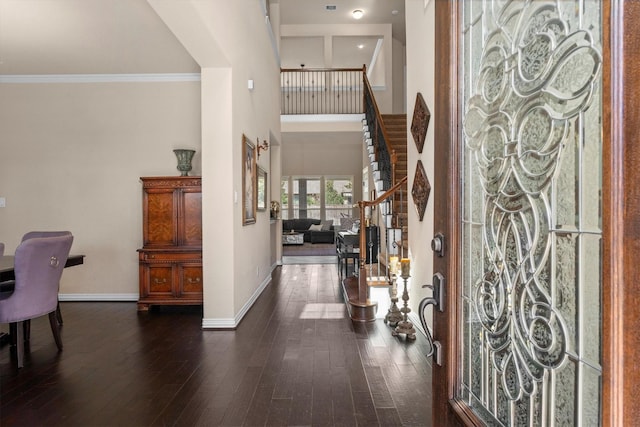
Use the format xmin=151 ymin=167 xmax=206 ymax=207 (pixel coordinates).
xmin=139 ymin=251 xmax=202 ymax=262
xmin=181 ymin=265 xmax=203 ymax=294
xmin=147 ymin=265 xmax=173 ymax=294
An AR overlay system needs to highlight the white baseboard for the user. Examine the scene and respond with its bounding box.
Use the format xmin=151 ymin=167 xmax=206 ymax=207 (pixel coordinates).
xmin=59 ymin=265 xmax=278 ymax=327
xmin=58 ymin=293 xmax=138 ymax=302
xmin=201 ymin=266 xmax=276 ymax=330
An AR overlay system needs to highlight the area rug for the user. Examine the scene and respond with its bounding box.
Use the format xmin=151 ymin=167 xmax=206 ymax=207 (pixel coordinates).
xmin=281 ymin=255 xmax=337 ymax=265
xmin=282 ymin=242 xmax=336 ymax=256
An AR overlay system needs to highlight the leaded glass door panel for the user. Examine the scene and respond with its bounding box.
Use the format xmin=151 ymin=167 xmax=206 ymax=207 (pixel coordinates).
xmin=433 ymin=0 xmax=604 ymax=425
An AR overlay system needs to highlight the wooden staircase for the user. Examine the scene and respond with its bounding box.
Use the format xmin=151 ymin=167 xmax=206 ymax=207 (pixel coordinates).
xmin=340 ymin=67 xmax=410 ymax=322
xmin=381 ymin=114 xmax=408 ymax=253
xmin=341 ymin=113 xmax=410 ymax=323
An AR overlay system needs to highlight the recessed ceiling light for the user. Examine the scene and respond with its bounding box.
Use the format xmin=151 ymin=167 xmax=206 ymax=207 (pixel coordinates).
xmin=325 ymin=5 xmax=336 ymax=11
xmin=357 ymin=44 xmax=364 ymax=49
xmin=352 ymin=9 xmax=364 ymax=19
xmin=391 ymin=10 xmax=399 ymax=15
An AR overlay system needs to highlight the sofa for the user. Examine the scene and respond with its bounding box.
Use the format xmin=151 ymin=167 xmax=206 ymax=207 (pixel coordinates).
xmin=282 ymin=218 xmax=335 ymax=243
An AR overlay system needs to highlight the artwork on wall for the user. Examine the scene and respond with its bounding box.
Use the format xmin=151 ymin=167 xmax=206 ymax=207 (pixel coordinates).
xmin=257 ymin=166 xmax=267 ymax=211
xmin=411 ymin=160 xmax=431 ymax=221
xmin=410 ymin=92 xmax=431 ymax=154
xmin=242 ymin=134 xmax=256 ymax=225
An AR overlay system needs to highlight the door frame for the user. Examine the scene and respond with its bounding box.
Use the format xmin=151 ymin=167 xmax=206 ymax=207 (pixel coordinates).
xmin=431 ymin=0 xmax=640 ymax=425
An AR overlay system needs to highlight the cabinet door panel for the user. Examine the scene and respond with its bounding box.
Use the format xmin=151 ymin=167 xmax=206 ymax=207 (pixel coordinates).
xmin=181 ymin=190 xmax=202 ymax=246
xmin=145 ymin=190 xmax=177 ymax=246
xmin=181 ymin=265 xmax=203 ymax=294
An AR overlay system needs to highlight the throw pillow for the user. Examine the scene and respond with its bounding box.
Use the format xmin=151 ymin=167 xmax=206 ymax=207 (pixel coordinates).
xmin=321 ymin=219 xmax=333 ymax=231
xmin=309 ymin=223 xmax=323 ymax=231
xmin=340 ymin=217 xmax=355 ymax=231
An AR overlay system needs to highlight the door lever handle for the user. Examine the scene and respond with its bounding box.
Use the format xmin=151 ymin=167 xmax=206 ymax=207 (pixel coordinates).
xmin=418 ymin=272 xmax=445 ymax=365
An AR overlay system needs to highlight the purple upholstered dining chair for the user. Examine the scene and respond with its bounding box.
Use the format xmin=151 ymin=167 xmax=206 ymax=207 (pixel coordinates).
xmin=22 ymin=231 xmax=72 ymax=242
xmin=21 ymin=231 xmax=73 ymax=325
xmin=0 ymin=234 xmax=73 ymax=368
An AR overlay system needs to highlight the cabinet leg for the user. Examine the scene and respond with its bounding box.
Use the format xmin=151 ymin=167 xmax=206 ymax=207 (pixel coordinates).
xmin=137 ymin=303 xmax=150 ymax=312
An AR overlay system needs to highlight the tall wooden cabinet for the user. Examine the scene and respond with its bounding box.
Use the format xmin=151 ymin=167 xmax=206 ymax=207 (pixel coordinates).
xmin=137 ymin=176 xmax=202 ymax=311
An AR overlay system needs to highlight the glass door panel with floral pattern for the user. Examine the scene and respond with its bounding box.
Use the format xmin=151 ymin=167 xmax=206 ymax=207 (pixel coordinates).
xmin=459 ymin=1 xmax=603 ymax=424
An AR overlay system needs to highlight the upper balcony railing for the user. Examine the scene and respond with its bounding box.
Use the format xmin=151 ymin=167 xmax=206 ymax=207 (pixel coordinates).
xmin=280 ymin=67 xmax=364 ymax=115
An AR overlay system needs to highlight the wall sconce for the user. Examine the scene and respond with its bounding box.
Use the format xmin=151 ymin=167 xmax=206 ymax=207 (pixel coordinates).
xmin=257 ymin=138 xmax=269 ymax=158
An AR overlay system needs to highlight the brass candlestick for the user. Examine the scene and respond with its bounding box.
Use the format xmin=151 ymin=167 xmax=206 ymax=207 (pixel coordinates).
xmin=393 ymin=269 xmax=416 ymax=340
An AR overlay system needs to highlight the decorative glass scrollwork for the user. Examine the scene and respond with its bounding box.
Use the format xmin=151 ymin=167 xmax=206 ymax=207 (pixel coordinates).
xmin=462 ymin=0 xmax=601 ymax=408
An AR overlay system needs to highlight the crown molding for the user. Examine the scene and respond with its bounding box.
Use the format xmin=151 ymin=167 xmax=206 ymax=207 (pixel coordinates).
xmin=0 ymin=73 xmax=201 ymax=84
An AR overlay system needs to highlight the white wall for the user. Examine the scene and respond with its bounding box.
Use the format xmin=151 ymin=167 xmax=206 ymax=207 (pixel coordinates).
xmin=0 ymin=79 xmax=201 ymax=298
xmin=405 ymin=0 xmax=435 ymax=326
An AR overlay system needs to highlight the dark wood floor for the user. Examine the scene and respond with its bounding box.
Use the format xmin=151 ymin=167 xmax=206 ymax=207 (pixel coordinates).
xmin=0 ymin=263 xmax=433 ymax=426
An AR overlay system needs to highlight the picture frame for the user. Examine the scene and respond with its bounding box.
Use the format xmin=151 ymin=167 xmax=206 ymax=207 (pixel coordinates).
xmin=257 ymin=167 xmax=267 ymax=211
xmin=242 ymin=134 xmax=256 ymax=225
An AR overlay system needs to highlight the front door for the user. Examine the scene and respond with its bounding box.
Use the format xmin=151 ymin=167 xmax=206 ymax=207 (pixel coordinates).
xmin=432 ymin=1 xmax=640 ymax=425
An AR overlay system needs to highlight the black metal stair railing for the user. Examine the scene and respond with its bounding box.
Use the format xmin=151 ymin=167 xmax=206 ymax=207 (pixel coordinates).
xmin=280 ymin=67 xmax=364 ymax=115
xmin=362 ymin=71 xmax=393 ymax=191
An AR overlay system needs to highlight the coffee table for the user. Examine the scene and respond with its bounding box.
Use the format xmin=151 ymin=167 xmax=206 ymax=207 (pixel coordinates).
xmin=282 ymin=232 xmax=304 ymax=245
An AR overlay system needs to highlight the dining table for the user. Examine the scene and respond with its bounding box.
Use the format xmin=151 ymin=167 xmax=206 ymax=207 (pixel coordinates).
xmin=0 ymin=254 xmax=85 ymax=345
xmin=0 ymin=254 xmax=85 ymax=283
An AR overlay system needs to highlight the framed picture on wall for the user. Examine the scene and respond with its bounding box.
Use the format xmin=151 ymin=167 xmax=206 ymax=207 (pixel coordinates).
xmin=257 ymin=167 xmax=267 ymax=211
xmin=242 ymin=134 xmax=256 ymax=225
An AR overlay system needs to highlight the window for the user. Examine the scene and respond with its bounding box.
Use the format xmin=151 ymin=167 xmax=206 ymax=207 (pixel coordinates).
xmin=281 ymin=179 xmax=289 ymax=219
xmin=281 ymin=176 xmax=353 ymax=222
xmin=293 ymin=177 xmax=321 ymax=219
xmin=325 ymin=178 xmax=353 ymax=223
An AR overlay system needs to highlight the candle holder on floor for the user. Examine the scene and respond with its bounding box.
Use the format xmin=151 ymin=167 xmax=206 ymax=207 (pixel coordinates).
xmin=393 ymin=274 xmax=416 ymax=340
xmin=385 ymin=275 xmax=403 ymax=326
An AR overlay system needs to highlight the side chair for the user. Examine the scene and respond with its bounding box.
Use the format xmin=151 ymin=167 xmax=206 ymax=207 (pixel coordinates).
xmin=0 ymin=234 xmax=73 ymax=368
xmin=21 ymin=231 xmax=73 ymax=325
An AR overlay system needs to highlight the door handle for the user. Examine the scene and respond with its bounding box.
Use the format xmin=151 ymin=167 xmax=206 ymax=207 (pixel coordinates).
xmin=419 ymin=272 xmax=445 ymax=365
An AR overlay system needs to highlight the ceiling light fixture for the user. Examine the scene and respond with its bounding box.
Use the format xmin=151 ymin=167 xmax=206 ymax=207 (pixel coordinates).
xmin=352 ymin=9 xmax=364 ymax=19
xmin=357 ymin=44 xmax=364 ymax=49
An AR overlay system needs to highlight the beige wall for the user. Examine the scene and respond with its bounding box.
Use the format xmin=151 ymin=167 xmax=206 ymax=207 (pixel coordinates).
xmin=405 ymin=0 xmax=435 ymax=323
xmin=0 ymin=80 xmax=201 ymax=298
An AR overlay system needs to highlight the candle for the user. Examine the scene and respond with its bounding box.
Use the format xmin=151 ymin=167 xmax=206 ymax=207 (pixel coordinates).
xmin=401 ymin=258 xmax=410 ymax=278
xmin=389 ymin=256 xmax=398 ymax=274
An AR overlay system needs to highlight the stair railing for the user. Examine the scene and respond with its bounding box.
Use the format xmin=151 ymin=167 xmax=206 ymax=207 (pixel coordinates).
xmin=280 ymin=67 xmax=364 ymax=115
xmin=362 ymin=67 xmax=395 ymax=191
